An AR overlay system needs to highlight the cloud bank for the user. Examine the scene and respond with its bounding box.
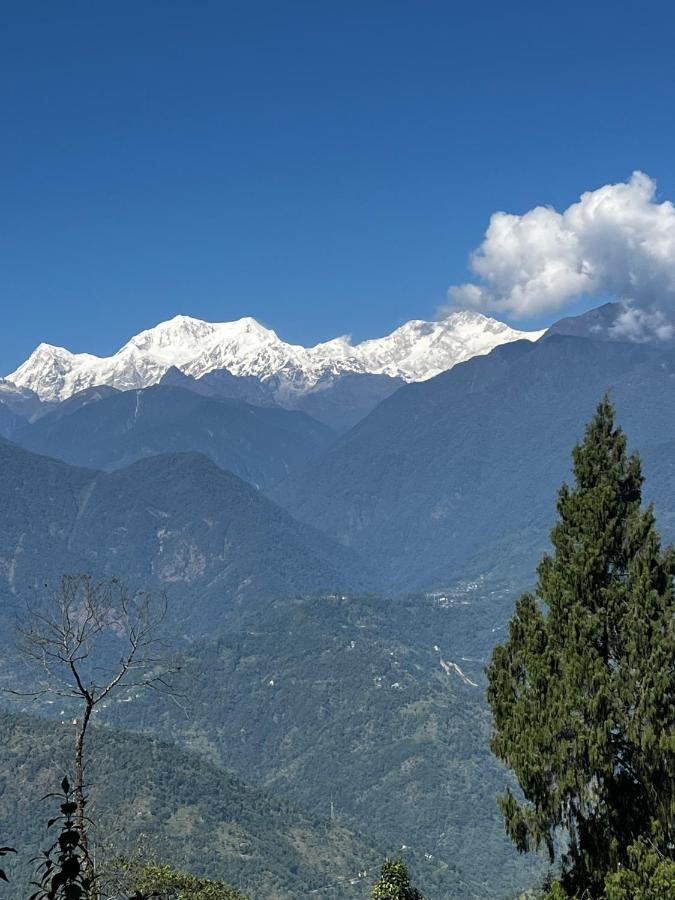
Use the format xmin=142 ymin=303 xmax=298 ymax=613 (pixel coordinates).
xmin=447 ymin=172 xmax=675 ymax=324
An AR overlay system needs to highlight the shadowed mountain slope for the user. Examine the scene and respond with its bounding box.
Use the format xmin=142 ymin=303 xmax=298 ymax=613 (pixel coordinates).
xmin=13 ymin=384 xmax=334 ymax=489
xmin=0 ymin=402 xmax=23 ymax=438
xmin=0 ymin=441 xmax=372 ymax=630
xmin=160 ymin=365 xmax=404 ymax=432
xmin=271 ymin=335 xmax=675 ymax=591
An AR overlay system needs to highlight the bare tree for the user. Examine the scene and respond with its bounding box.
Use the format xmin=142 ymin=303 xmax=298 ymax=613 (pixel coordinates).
xmin=6 ymin=574 xmax=177 ymax=854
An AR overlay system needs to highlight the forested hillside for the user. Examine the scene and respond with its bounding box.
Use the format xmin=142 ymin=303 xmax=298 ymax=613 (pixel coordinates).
xmin=0 ymin=440 xmax=373 ymax=632
xmin=0 ymin=713 xmax=388 ymax=899
xmin=71 ymin=594 xmax=541 ymax=899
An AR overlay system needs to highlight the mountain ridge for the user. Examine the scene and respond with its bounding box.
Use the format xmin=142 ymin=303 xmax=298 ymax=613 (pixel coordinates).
xmin=6 ymin=311 xmax=544 ymax=402
xmin=13 ymin=383 xmax=335 ymax=488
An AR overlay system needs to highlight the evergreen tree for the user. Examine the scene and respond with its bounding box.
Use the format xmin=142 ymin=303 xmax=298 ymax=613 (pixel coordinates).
xmin=486 ymin=397 xmax=675 ymax=896
xmin=371 ymin=858 xmax=423 ymax=900
xmin=603 ymin=833 xmax=675 ymax=898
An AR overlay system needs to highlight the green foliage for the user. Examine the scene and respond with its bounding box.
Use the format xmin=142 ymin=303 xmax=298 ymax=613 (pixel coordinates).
xmin=544 ymin=837 xmax=675 ymax=899
xmin=603 ymin=832 xmax=675 ymax=899
xmin=370 ymin=859 xmax=423 ymax=899
xmin=30 ymin=776 xmax=95 ymax=900
xmin=487 ymin=397 xmax=675 ymax=896
xmin=131 ymin=863 xmax=247 ymax=900
xmin=542 ymin=883 xmax=567 ymax=900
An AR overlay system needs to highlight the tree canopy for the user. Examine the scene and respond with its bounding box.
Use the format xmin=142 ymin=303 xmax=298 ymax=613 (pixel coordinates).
xmin=487 ymin=397 xmax=675 ymax=896
xmin=130 ymin=863 xmax=247 ymax=900
xmin=371 ymin=858 xmax=424 ymax=899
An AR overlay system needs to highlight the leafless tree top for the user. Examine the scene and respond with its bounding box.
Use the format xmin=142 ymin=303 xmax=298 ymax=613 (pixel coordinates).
xmin=9 ymin=573 xmax=175 ymax=703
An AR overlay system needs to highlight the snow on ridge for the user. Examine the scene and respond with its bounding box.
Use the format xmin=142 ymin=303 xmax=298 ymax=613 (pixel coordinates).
xmin=6 ymin=312 xmax=544 ymax=402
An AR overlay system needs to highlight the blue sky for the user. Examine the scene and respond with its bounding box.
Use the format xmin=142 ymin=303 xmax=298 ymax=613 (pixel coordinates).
xmin=3 ymin=0 xmax=675 ymax=371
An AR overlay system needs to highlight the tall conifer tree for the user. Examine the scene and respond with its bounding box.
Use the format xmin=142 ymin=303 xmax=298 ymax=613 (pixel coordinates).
xmin=487 ymin=397 xmax=675 ymax=896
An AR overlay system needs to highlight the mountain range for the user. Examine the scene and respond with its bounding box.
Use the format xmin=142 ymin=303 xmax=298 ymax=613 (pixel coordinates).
xmin=5 ymin=311 xmax=543 ymax=403
xmin=3 ymin=300 xmax=675 ymax=899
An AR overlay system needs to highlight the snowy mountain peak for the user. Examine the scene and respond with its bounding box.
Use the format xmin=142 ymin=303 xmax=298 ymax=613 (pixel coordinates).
xmin=6 ymin=312 xmax=544 ymax=402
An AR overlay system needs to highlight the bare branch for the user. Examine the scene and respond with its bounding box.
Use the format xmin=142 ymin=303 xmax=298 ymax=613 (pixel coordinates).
xmin=4 ymin=573 xmax=177 ymax=856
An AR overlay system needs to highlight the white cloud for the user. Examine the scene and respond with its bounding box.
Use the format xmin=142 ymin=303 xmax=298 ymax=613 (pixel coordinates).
xmin=609 ymin=305 xmax=675 ymax=342
xmin=446 ymin=172 xmax=675 ymax=322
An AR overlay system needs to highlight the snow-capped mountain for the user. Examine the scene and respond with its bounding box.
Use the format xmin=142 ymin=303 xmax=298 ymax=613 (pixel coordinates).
xmin=5 ymin=312 xmax=544 ymax=403
xmin=0 ymin=378 xmax=44 ymax=419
